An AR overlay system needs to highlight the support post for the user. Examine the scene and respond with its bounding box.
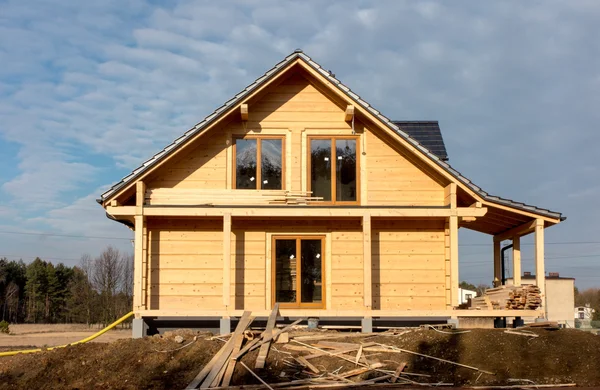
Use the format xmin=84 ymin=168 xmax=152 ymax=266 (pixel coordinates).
xmin=133 ymin=181 xmax=146 ymax=315
xmin=363 ymin=213 xmax=372 ymax=308
xmin=132 ymin=318 xmax=148 ymax=339
xmin=512 ymin=236 xmax=521 ymax=286
xmin=220 ymin=317 xmax=231 ymax=335
xmin=534 ymin=219 xmax=545 ymax=309
xmin=449 ymin=215 xmax=459 ymax=307
xmin=361 ymin=317 xmax=373 ymax=333
xmin=223 ymin=213 xmax=232 ymax=308
xmin=493 ymin=240 xmax=501 ymax=286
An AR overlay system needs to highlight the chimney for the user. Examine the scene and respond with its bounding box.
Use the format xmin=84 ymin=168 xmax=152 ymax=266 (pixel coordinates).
xmin=549 ymin=272 xmax=560 ymax=277
xmin=524 ymin=272 xmax=531 ymax=277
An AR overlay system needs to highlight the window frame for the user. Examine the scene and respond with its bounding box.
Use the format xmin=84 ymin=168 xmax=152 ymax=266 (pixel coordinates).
xmin=307 ymin=135 xmax=360 ymax=205
xmin=271 ymin=235 xmax=326 ymax=309
xmin=232 ymin=135 xmax=285 ymax=190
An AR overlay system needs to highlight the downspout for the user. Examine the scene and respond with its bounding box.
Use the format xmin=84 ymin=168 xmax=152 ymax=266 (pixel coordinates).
xmin=500 ymin=244 xmax=513 ymax=285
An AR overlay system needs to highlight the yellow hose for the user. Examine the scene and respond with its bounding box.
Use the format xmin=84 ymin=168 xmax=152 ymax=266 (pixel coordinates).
xmin=0 ymin=311 xmax=134 ymax=357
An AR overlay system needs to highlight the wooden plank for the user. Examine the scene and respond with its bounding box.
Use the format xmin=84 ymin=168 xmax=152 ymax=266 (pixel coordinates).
xmin=198 ymin=312 xmax=254 ymax=389
xmin=295 ymin=356 xmax=320 ymax=374
xmin=133 ymin=215 xmax=144 ymax=313
xmin=363 ymin=214 xmax=372 ymax=308
xmin=392 ymin=362 xmax=407 ymax=383
xmin=222 ymin=315 xmax=255 ymax=387
xmin=255 ymin=303 xmax=279 ymax=369
xmin=232 ymin=319 xmax=302 ymax=360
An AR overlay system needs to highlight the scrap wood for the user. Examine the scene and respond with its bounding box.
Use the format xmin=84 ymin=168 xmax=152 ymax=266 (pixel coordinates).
xmin=275 ymin=332 xmax=289 ymax=343
xmin=222 ymin=318 xmax=256 ymax=387
xmin=354 ymin=344 xmax=362 ymax=365
xmin=239 ymin=361 xmax=275 ymax=390
xmin=337 ymin=362 xmax=384 ymax=378
xmin=372 ymin=343 xmax=495 ymax=375
xmin=186 ymin=311 xmax=254 ymax=389
xmin=315 ymin=341 xmax=361 ymax=349
xmin=233 ymin=319 xmax=303 ymax=360
xmin=256 ymin=303 xmax=280 ymax=369
xmin=392 ymin=362 xmax=407 ymax=383
xmin=295 ymin=356 xmax=320 ymax=374
xmin=200 ymin=313 xmax=255 ymax=389
xmin=504 ymin=329 xmax=539 ymax=338
xmin=303 ymin=342 xmax=376 ymax=360
xmin=291 ymin=333 xmax=377 ymax=342
xmin=465 ymin=384 xmax=575 ymax=389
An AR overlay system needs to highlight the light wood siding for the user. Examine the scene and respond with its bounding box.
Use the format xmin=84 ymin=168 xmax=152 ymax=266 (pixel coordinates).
xmin=146 ymin=132 xmax=229 ymax=190
xmin=366 ymin=129 xmax=445 ymax=206
xmin=372 ymin=219 xmax=447 ymax=310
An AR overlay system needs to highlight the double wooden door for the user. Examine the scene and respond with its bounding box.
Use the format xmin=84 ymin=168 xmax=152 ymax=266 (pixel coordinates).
xmin=272 ymin=236 xmax=325 ymax=309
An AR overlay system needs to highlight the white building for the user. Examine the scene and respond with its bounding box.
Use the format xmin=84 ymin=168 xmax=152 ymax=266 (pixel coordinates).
xmin=575 ymin=304 xmax=595 ymax=328
xmin=458 ymin=288 xmax=477 ymax=305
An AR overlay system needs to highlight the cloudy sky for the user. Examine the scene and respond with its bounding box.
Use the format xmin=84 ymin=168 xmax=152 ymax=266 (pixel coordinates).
xmin=1 ymin=0 xmax=599 ymax=288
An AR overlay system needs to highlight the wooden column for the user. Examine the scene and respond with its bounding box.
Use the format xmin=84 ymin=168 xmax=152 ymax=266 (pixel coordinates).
xmin=363 ymin=213 xmax=372 ymax=308
xmin=534 ymin=219 xmax=545 ymax=308
xmin=449 ymin=215 xmax=459 ymax=307
xmin=223 ymin=213 xmax=232 ymax=308
xmin=512 ymin=236 xmax=521 ymax=286
xmin=493 ymin=240 xmax=501 ymax=285
xmin=133 ymin=181 xmax=146 ymax=315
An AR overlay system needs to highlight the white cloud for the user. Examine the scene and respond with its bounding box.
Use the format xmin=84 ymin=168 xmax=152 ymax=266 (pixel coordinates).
xmin=0 ymin=0 xmax=599 ymax=286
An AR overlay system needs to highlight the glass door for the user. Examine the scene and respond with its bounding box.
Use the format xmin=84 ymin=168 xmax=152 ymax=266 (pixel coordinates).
xmin=272 ymin=236 xmax=325 ymax=309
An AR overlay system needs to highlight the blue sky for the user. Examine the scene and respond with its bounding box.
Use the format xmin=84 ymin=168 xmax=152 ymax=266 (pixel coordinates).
xmin=1 ymin=0 xmax=599 ymax=288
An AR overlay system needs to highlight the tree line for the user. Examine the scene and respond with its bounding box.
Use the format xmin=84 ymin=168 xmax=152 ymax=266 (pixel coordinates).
xmin=0 ymin=246 xmax=133 ymax=325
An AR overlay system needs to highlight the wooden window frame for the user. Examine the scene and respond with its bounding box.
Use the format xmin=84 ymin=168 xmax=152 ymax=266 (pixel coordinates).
xmin=232 ymin=135 xmax=286 ymax=190
xmin=307 ymin=135 xmax=360 ymax=205
xmin=271 ymin=235 xmax=326 ymax=309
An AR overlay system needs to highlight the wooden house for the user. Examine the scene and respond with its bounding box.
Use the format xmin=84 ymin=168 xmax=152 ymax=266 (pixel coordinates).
xmin=98 ymin=50 xmax=564 ymax=336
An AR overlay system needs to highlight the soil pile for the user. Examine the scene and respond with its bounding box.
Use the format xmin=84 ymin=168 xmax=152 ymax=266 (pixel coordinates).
xmin=1 ymin=328 xmax=599 ymax=389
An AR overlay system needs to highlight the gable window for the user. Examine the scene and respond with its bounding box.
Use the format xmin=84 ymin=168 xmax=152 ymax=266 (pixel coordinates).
xmin=234 ymin=137 xmax=283 ymax=190
xmin=308 ymin=136 xmax=358 ymax=203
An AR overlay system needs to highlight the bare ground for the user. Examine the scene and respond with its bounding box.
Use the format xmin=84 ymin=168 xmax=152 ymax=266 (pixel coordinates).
xmin=0 ymin=324 xmax=130 ymax=349
xmin=0 ymin=327 xmax=599 ymax=389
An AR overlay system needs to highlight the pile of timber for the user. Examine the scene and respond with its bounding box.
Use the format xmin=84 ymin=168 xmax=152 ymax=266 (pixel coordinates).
xmin=146 ymin=188 xmax=323 ymax=206
xmin=470 ymin=285 xmax=542 ymax=310
xmin=185 ymin=303 xmax=493 ymax=389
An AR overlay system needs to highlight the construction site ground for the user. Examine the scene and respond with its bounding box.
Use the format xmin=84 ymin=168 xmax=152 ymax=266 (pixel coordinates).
xmin=1 ymin=326 xmax=599 ymax=389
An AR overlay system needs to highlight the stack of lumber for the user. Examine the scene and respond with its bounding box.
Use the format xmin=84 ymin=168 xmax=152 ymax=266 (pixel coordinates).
xmin=470 ymin=285 xmax=542 ymax=310
xmin=146 ymin=188 xmax=323 ymax=206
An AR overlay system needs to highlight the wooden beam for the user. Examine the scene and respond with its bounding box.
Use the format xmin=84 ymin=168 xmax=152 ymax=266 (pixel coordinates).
xmin=534 ymin=218 xmax=545 ymax=310
xmin=493 ymin=220 xmax=536 ymax=242
xmin=135 ymin=181 xmax=145 ymax=215
xmin=111 ymin=206 xmax=488 ymax=218
xmin=139 ymin=308 xmax=544 ymax=318
xmin=470 ymin=201 xmax=482 ymax=208
xmin=240 ymin=103 xmax=248 ymax=121
xmin=223 ymin=213 xmax=232 ymax=307
xmin=444 ymin=183 xmax=457 ymax=208
xmin=133 ymin=215 xmax=144 ymax=314
xmin=493 ymin=240 xmax=501 ymax=285
xmin=363 ymin=213 xmax=372 ymax=308
xmin=344 ymin=105 xmax=354 ymax=122
xmin=449 ymin=216 xmax=459 ymax=307
xmin=513 ymin=236 xmax=521 ymax=286
xmin=460 ymin=216 xmax=477 ymax=223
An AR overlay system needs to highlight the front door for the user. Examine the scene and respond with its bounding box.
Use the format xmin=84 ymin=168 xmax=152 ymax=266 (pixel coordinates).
xmin=272 ymin=236 xmax=325 ymax=309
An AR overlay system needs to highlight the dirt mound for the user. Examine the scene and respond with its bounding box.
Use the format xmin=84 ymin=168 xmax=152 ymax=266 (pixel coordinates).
xmin=0 ymin=328 xmax=599 ymax=389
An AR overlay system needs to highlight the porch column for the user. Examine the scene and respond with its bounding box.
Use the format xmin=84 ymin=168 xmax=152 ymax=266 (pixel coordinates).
xmin=133 ymin=181 xmax=146 ymax=315
xmin=534 ymin=218 xmax=545 ymax=308
xmin=493 ymin=240 xmax=501 ymax=286
xmin=223 ymin=213 xmax=232 ymax=308
xmin=512 ymin=236 xmax=521 ymax=286
xmin=449 ymin=215 xmax=459 ymax=307
xmin=363 ymin=213 xmax=372 ymax=309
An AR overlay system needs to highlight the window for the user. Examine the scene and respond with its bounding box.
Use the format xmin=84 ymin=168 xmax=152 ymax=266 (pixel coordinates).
xmin=308 ymin=137 xmax=358 ymax=203
xmin=579 ymin=312 xmax=585 ymax=320
xmin=272 ymin=236 xmax=325 ymax=309
xmin=233 ymin=137 xmax=283 ymax=189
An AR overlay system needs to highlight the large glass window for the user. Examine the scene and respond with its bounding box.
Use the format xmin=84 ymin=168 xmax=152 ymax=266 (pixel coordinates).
xmin=309 ymin=137 xmax=357 ymax=203
xmin=273 ymin=236 xmax=324 ymax=308
xmin=234 ymin=137 xmax=283 ymax=189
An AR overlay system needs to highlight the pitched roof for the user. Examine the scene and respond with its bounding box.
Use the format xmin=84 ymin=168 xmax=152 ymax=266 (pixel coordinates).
xmin=98 ymin=50 xmax=563 ymax=222
xmin=393 ymin=121 xmax=448 ymax=161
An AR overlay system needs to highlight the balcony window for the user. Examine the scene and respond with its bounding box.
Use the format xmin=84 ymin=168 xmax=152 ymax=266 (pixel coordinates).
xmin=309 ymin=137 xmax=358 ymax=203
